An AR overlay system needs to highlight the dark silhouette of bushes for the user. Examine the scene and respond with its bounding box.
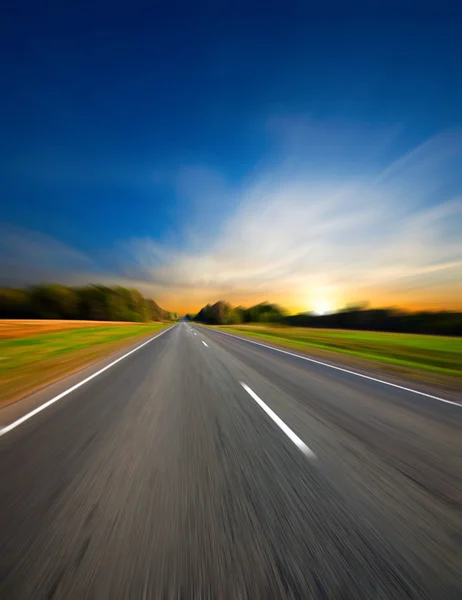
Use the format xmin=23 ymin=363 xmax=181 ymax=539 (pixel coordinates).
xmin=193 ymin=301 xmax=462 ymax=336
xmin=0 ymin=284 xmax=174 ymax=322
xmin=285 ymin=308 xmax=462 ymax=336
xmin=195 ymin=301 xmax=286 ymax=325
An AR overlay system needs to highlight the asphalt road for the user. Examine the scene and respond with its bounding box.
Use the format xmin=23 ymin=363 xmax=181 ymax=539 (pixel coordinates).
xmin=1 ymin=322 xmax=461 ymax=599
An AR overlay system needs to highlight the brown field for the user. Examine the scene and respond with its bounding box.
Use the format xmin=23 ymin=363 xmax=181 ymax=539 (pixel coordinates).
xmin=0 ymin=320 xmax=170 ymax=406
xmin=0 ymin=319 xmax=164 ymax=339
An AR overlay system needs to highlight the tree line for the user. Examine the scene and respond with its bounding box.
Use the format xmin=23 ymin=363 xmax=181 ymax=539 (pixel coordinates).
xmin=190 ymin=301 xmax=286 ymax=325
xmin=0 ymin=284 xmax=178 ymax=322
xmin=189 ymin=301 xmax=462 ymax=336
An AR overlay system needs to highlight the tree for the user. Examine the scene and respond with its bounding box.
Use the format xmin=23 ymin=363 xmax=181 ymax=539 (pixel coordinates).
xmin=30 ymin=284 xmax=78 ymax=319
xmin=0 ymin=288 xmax=32 ymax=318
xmin=0 ymin=284 xmax=174 ymax=322
xmin=193 ymin=299 xmax=462 ymax=335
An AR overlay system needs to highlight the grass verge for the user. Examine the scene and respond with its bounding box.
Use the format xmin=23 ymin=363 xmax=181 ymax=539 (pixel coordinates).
xmin=0 ymin=320 xmax=170 ymax=406
xmin=212 ymin=324 xmax=462 ymax=386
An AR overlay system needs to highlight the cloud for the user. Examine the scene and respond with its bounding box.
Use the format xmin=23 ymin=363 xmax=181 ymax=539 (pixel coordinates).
xmin=2 ymin=123 xmax=461 ymax=313
xmin=118 ymin=127 xmax=462 ymax=311
xmin=0 ymin=224 xmax=93 ymax=286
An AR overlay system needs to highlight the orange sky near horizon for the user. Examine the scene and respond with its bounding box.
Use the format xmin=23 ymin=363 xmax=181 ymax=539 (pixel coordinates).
xmin=154 ymin=284 xmax=462 ymax=316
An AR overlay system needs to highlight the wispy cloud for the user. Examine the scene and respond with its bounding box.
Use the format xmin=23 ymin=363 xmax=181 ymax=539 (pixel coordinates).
xmin=118 ymin=127 xmax=462 ymax=311
xmin=2 ymin=124 xmax=461 ymax=313
xmin=0 ymin=224 xmax=93 ymax=287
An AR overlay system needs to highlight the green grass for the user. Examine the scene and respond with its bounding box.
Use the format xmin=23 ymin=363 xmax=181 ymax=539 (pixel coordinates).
xmin=0 ymin=323 xmax=169 ymax=405
xmin=213 ymin=325 xmax=462 ymax=379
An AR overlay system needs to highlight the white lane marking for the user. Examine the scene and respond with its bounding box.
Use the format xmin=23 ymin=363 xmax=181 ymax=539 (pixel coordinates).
xmin=0 ymin=325 xmax=176 ymax=438
xmin=194 ymin=333 xmax=197 ymax=335
xmin=209 ymin=328 xmax=462 ymax=408
xmin=202 ymin=341 xmax=208 ymax=347
xmin=240 ymin=382 xmax=316 ymax=458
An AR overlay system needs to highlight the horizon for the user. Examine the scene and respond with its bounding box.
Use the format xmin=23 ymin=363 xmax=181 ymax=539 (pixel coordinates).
xmin=181 ymin=297 xmax=462 ymax=318
xmin=4 ymin=284 xmax=462 ymax=319
xmin=1 ymin=6 xmax=461 ymax=314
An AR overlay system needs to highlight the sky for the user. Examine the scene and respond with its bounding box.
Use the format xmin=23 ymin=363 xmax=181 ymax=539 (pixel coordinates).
xmin=1 ymin=3 xmax=462 ymax=314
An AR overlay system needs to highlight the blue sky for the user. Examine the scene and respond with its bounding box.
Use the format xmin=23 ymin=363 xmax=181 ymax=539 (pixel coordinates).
xmin=1 ymin=4 xmax=462 ymax=312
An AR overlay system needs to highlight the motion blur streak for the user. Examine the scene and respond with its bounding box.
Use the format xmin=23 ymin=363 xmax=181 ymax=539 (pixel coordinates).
xmin=0 ymin=323 xmax=461 ymax=598
xmin=0 ymin=325 xmax=175 ymax=437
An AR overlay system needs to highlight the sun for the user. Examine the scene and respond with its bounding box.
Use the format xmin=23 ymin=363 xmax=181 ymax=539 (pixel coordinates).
xmin=312 ymin=299 xmax=332 ymax=316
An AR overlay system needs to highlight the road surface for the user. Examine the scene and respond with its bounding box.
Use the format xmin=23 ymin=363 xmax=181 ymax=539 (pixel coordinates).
xmin=1 ymin=322 xmax=461 ymax=599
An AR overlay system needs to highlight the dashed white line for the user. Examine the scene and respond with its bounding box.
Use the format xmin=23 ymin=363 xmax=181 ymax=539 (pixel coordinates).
xmin=240 ymin=382 xmax=316 ymax=458
xmin=202 ymin=341 xmax=208 ymax=347
xmin=209 ymin=328 xmax=461 ymax=408
xmin=0 ymin=325 xmax=176 ymax=438
xmin=194 ymin=333 xmax=197 ymax=335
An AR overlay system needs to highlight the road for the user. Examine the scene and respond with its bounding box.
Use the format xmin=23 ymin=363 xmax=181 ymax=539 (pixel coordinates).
xmin=1 ymin=322 xmax=461 ymax=599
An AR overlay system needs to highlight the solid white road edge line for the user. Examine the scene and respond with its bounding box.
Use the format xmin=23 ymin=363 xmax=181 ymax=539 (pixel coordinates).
xmin=240 ymin=382 xmax=316 ymax=459
xmin=0 ymin=324 xmax=177 ymax=438
xmin=208 ymin=328 xmax=461 ymax=408
xmin=202 ymin=341 xmax=208 ymax=347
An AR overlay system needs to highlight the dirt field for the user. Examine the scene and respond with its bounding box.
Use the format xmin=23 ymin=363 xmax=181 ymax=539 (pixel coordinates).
xmin=0 ymin=320 xmax=170 ymax=406
xmin=0 ymin=319 xmax=161 ymax=339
